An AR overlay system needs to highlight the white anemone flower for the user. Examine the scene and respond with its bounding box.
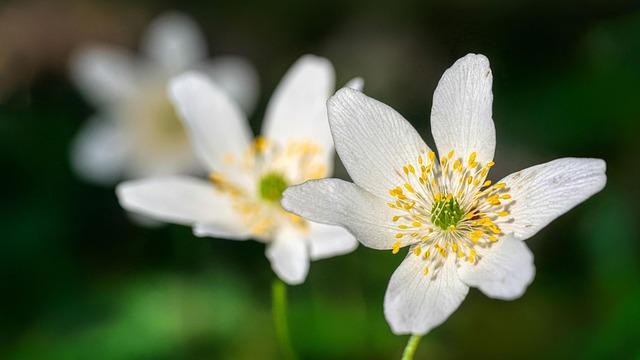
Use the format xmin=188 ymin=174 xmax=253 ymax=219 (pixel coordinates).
xmin=116 ymin=55 xmax=363 ymax=285
xmin=282 ymin=54 xmax=606 ymax=334
xmin=70 ymin=11 xmax=259 ymax=184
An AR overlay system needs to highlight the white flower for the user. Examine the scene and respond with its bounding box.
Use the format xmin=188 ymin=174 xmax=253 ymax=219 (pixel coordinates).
xmin=70 ymin=11 xmax=259 ymax=184
xmin=282 ymin=54 xmax=606 ymax=334
xmin=116 ymin=55 xmax=363 ymax=285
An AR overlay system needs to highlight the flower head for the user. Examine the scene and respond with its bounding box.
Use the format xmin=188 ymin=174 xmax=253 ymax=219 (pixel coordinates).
xmin=70 ymin=12 xmax=259 ymax=184
xmin=282 ymin=54 xmax=606 ymax=334
xmin=117 ymin=55 xmax=363 ymax=284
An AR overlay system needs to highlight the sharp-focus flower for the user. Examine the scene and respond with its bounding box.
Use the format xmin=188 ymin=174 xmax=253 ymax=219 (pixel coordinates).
xmin=117 ymin=55 xmax=362 ymax=284
xmin=282 ymin=54 xmax=606 ymax=334
xmin=70 ymin=11 xmax=259 ymax=184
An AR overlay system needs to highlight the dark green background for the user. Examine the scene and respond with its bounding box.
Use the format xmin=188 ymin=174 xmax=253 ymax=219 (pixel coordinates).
xmin=1 ymin=0 xmax=639 ymax=358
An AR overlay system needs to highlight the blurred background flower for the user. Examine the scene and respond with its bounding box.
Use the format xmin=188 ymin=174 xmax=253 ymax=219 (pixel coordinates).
xmin=69 ymin=11 xmax=259 ymax=184
xmin=0 ymin=0 xmax=638 ymax=359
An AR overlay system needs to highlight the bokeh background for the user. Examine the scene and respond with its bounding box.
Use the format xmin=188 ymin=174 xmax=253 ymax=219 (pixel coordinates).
xmin=1 ymin=0 xmax=639 ymax=359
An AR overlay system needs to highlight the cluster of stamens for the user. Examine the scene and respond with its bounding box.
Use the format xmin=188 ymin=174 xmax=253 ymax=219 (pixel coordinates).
xmin=386 ymin=149 xmax=513 ymax=277
xmin=210 ymin=137 xmax=327 ymax=239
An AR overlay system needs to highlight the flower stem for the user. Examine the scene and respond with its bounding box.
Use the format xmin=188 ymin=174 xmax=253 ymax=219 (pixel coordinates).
xmin=272 ymin=278 xmax=297 ymax=360
xmin=401 ymin=334 xmax=423 ymax=360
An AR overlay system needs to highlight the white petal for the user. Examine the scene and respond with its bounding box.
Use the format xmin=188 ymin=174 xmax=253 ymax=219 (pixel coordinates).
xmin=201 ymin=56 xmax=260 ymax=115
xmin=344 ymin=77 xmax=364 ymax=91
xmin=430 ymin=53 xmax=495 ymax=164
xmin=266 ymin=226 xmax=310 ymax=285
xmin=307 ymin=222 xmax=358 ymax=260
xmin=282 ymin=178 xmax=401 ymax=250
xmin=193 ymin=223 xmax=250 ymax=241
xmin=142 ymin=11 xmax=206 ymax=72
xmin=262 ymin=55 xmax=335 ymax=151
xmin=498 ymin=158 xmax=606 ymax=240
xmin=457 ymin=236 xmax=535 ymax=300
xmin=70 ymin=45 xmax=139 ymax=105
xmin=116 ymin=176 xmax=243 ymax=236
xmin=168 ymin=72 xmax=253 ymax=172
xmin=327 ymin=88 xmax=430 ymax=198
xmin=70 ymin=116 xmax=129 ymax=185
xmin=384 ymin=254 xmax=469 ymax=335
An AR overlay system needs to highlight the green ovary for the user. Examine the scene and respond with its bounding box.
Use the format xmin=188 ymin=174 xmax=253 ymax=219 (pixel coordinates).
xmin=430 ymin=196 xmax=464 ymax=230
xmin=259 ymin=172 xmax=288 ymax=202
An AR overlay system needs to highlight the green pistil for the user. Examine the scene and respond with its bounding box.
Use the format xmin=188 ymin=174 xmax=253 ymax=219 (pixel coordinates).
xmin=259 ymin=172 xmax=288 ymax=202
xmin=431 ymin=196 xmax=464 ymax=230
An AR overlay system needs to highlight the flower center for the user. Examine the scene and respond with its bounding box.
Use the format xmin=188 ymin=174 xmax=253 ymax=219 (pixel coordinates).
xmin=430 ymin=195 xmax=464 ymax=230
xmin=209 ymin=137 xmax=326 ymax=239
xmin=386 ymin=149 xmax=513 ymax=276
xmin=259 ymin=172 xmax=288 ymax=202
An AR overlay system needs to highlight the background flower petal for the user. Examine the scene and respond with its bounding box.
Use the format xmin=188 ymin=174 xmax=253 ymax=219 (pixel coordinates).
xmin=116 ymin=176 xmax=241 ymax=229
xmin=200 ymin=55 xmax=260 ymax=115
xmin=168 ymin=72 xmax=253 ymax=174
xmin=307 ymin=222 xmax=358 ymax=261
xmin=70 ymin=116 xmax=130 ymax=185
xmin=261 ymin=55 xmax=335 ymax=151
xmin=141 ymin=11 xmax=206 ymax=73
xmin=70 ymin=45 xmax=139 ymax=105
xmin=266 ymin=226 xmax=310 ymax=285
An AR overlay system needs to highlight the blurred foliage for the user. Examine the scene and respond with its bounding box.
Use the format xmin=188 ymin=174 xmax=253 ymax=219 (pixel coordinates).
xmin=1 ymin=0 xmax=639 ymax=359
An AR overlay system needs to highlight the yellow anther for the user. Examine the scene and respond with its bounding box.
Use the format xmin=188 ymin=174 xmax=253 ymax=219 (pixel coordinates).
xmin=468 ymin=249 xmax=477 ymax=262
xmin=403 ymin=166 xmax=409 ymax=175
xmin=434 ymin=192 xmax=442 ymax=202
xmin=489 ymin=235 xmax=498 ymax=242
xmin=487 ymin=161 xmax=495 ymax=168
xmin=412 ymin=221 xmax=422 ymax=227
xmin=395 ymin=233 xmax=404 ymax=238
xmin=454 ymin=159 xmax=462 ymax=171
xmin=428 ymin=151 xmax=435 ymax=162
xmin=392 ymin=242 xmax=401 ymax=254
xmin=469 ymin=230 xmax=483 ymax=243
xmin=483 ymin=180 xmax=492 ymax=187
xmin=447 ymin=149 xmax=454 ymax=159
xmin=392 ymin=215 xmax=400 ymax=222
xmin=452 ymin=243 xmax=458 ymax=252
xmin=387 ymin=202 xmax=396 ymax=208
xmin=446 ymin=193 xmax=453 ymax=201
xmin=414 ymin=246 xmax=422 ymax=256
xmin=501 ymin=194 xmax=512 ymax=199
xmin=495 ymin=183 xmax=506 ymax=189
xmin=424 ymin=250 xmax=431 ymax=259
xmin=497 ymin=211 xmax=509 ymax=217
xmin=423 ymin=267 xmax=430 ymax=275
xmin=468 ymin=151 xmax=477 ymax=166
xmin=408 ymin=164 xmax=415 ymax=174
xmin=404 ymin=183 xmax=415 ymax=193
xmin=254 ymin=137 xmax=269 ymax=152
xmin=467 ymin=176 xmax=473 ymax=184
xmin=418 ymin=155 xmax=423 ymax=165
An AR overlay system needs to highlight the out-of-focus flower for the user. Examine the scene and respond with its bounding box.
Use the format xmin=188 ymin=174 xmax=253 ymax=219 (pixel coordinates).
xmin=282 ymin=54 xmax=606 ymax=333
xmin=117 ymin=55 xmax=363 ymax=285
xmin=70 ymin=11 xmax=259 ymax=184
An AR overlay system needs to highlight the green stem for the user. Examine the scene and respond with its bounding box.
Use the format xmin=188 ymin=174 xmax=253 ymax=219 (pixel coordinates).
xmin=272 ymin=278 xmax=297 ymax=360
xmin=401 ymin=334 xmax=423 ymax=360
